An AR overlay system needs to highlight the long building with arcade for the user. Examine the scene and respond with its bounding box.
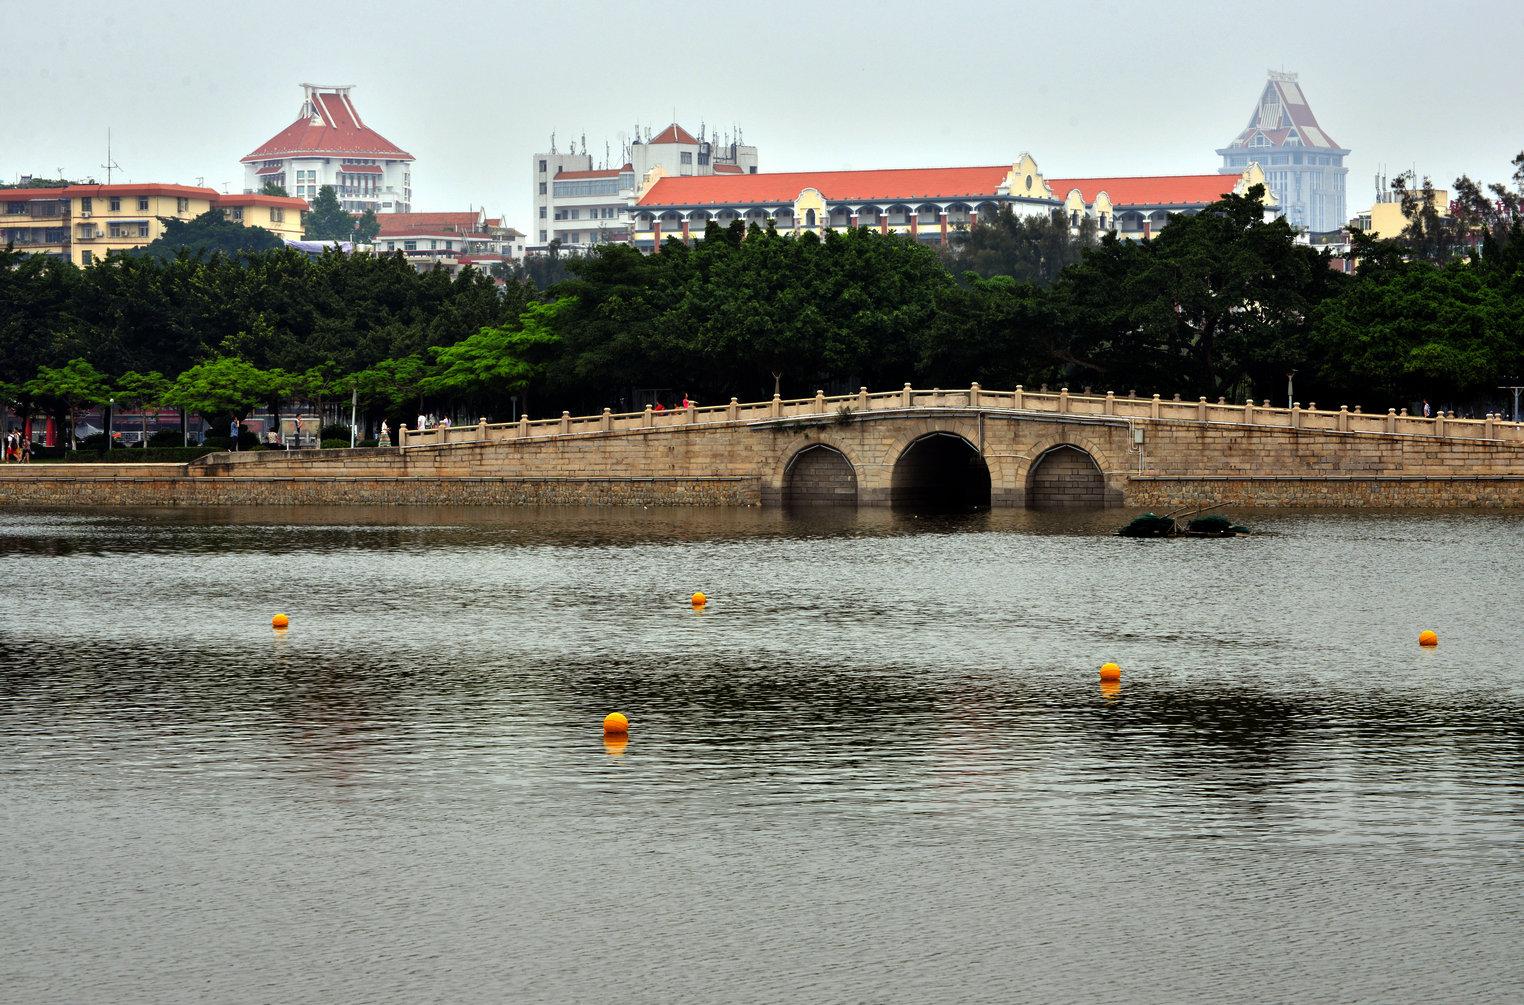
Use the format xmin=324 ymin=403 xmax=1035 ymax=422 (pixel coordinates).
xmin=625 ymin=155 xmax=1275 ymax=250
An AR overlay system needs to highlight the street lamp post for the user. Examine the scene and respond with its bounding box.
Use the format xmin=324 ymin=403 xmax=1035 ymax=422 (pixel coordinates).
xmin=106 ymin=397 xmax=113 ymax=451
xmin=1286 ymin=371 xmax=1297 ymax=411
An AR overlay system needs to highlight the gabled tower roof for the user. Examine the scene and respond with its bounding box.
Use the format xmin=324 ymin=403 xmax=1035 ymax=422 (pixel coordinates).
xmin=647 ymin=123 xmax=699 ymax=146
xmin=243 ymin=84 xmax=413 ymax=163
xmin=1221 ymin=71 xmax=1346 ymax=153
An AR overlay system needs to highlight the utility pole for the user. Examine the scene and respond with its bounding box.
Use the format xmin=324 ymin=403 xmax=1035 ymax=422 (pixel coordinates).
xmin=350 ymin=386 xmax=358 ymax=448
xmin=1499 ymin=384 xmax=1524 ymax=423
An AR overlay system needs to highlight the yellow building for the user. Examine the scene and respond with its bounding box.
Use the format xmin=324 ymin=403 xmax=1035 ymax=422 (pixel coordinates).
xmin=215 ymin=193 xmax=307 ymax=241
xmin=67 ymin=184 xmax=215 ymax=266
xmin=1 ymin=183 xmax=307 ymax=264
xmin=1354 ymin=188 xmax=1450 ymax=240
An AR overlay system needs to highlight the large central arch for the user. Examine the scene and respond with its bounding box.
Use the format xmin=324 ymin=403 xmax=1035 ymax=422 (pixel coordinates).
xmin=891 ymin=432 xmax=991 ymax=510
xmin=783 ymin=444 xmax=858 ymax=507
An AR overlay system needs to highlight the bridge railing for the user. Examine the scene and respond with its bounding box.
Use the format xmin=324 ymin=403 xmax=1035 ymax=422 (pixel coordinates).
xmin=398 ymin=384 xmax=1524 ymax=449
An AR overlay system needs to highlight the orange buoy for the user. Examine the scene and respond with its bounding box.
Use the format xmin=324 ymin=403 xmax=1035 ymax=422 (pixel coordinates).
xmin=603 ymin=712 xmax=629 ymax=736
xmin=690 ymin=591 xmax=708 ymax=608
xmin=271 ymin=613 xmax=289 ymax=629
xmin=1099 ymin=662 xmax=1122 ymax=682
xmin=1418 ymin=630 xmax=1438 ymax=647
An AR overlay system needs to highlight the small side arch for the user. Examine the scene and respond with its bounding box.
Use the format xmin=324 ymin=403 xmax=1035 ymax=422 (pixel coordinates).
xmin=783 ymin=443 xmax=858 ymax=507
xmin=1026 ymin=444 xmax=1107 ymax=509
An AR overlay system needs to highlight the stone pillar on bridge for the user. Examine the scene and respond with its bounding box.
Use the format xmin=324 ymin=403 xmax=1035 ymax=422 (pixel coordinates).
xmin=399 ymin=424 xmax=409 ymax=447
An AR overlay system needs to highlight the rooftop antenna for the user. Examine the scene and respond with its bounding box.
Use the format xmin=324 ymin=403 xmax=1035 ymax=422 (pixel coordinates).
xmin=550 ymin=130 xmax=557 ymax=154
xmin=100 ymin=129 xmax=121 ymax=184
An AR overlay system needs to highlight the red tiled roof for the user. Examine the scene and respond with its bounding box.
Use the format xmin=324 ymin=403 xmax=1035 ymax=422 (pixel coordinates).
xmin=243 ymin=88 xmax=413 ymax=163
xmin=1047 ymin=175 xmax=1236 ymax=208
xmin=1 ymin=187 xmax=70 ymax=200
xmin=67 ymin=183 xmax=219 ymax=199
xmin=255 ymin=165 xmax=285 ymax=176
xmin=555 ymin=167 xmax=624 ymax=180
xmin=376 ymin=212 xmax=487 ymax=238
xmin=713 ymin=163 xmax=744 ymax=174
xmin=648 ymin=123 xmax=699 ymax=146
xmin=338 ymin=163 xmax=383 ymax=174
xmin=216 ymin=194 xmax=309 ymax=210
xmin=638 ymin=165 xmax=1016 ymax=207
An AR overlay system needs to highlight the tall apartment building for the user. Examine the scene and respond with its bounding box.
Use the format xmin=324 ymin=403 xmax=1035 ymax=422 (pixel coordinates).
xmin=243 ymin=84 xmax=414 ymax=213
xmin=531 ymin=122 xmax=757 ymax=252
xmin=1219 ymin=71 xmax=1347 ymax=234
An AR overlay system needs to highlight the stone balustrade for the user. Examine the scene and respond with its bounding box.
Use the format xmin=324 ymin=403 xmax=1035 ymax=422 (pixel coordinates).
xmin=397 ymin=384 xmax=1524 ymax=450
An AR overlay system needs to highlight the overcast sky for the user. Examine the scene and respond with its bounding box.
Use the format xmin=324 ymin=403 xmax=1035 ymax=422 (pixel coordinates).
xmin=5 ymin=0 xmax=1522 ymax=229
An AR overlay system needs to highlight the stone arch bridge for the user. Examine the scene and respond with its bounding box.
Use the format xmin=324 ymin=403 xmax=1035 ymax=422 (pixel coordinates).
xmin=184 ymin=384 xmax=1524 ymax=510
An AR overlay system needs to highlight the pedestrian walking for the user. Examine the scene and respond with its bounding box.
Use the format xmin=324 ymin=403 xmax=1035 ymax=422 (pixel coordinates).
xmin=1422 ymin=399 xmax=1431 ymax=418
xmin=229 ymin=417 xmax=239 ymax=451
xmin=379 ymin=420 xmax=390 ymax=446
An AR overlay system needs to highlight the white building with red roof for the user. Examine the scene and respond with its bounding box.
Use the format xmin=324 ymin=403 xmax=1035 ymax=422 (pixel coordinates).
xmin=531 ymin=122 xmax=758 ymax=253
xmin=373 ymin=210 xmax=524 ymax=276
xmin=1218 ymin=71 xmax=1347 ymax=234
xmin=242 ymin=83 xmax=414 ymax=214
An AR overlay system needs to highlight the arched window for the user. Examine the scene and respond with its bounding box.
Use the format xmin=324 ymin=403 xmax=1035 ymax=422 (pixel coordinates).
xmin=805 ymin=209 xmax=816 ymax=227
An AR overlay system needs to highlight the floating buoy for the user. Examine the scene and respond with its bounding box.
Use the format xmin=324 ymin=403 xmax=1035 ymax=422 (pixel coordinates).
xmin=603 ymin=712 xmax=629 ymax=736
xmin=1418 ymin=630 xmax=1438 ymax=647
xmin=1099 ymin=662 xmax=1122 ymax=682
xmin=271 ymin=613 xmax=289 ymax=629
xmin=690 ymin=591 xmax=708 ymax=608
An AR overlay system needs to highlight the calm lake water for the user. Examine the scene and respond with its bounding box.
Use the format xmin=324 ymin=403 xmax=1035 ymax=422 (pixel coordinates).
xmin=2 ymin=505 xmax=1522 ymax=1004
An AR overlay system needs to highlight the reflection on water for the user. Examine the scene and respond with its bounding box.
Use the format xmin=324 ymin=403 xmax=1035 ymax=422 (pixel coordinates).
xmin=2 ymin=506 xmax=1522 ymax=1003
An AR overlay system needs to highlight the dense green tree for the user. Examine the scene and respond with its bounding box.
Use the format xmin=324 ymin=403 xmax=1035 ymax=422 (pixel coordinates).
xmin=259 ymin=182 xmax=290 ymax=197
xmin=114 ymin=370 xmax=171 ymax=448
xmin=353 ymin=208 xmax=380 ymax=244
xmin=138 ymin=210 xmax=284 ymax=261
xmin=423 ymin=298 xmax=569 ymax=415
xmin=941 ymin=208 xmax=1095 ymax=285
xmin=1310 ymin=261 xmax=1524 ymax=406
xmin=1053 ymin=186 xmax=1342 ymax=398
xmin=166 ymin=356 xmax=275 ymax=427
xmin=303 ymin=186 xmax=354 ymax=242
xmin=25 ymin=358 xmax=111 ymax=449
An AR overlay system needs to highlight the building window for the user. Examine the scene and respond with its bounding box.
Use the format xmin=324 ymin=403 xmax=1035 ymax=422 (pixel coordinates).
xmin=570 ymin=209 xmax=579 ymax=220
xmin=109 ymin=197 xmax=121 ymax=211
xmin=404 ymin=240 xmax=416 ymax=251
xmin=539 ymin=207 xmax=546 ymax=219
xmin=176 ymin=198 xmax=189 ymax=212
xmin=539 ymin=182 xmax=547 ymax=195
xmin=680 ymin=152 xmax=693 ymax=164
xmin=81 ymin=250 xmax=93 ymax=264
xmin=137 ymin=197 xmax=149 ymax=211
xmin=539 ymin=159 xmax=547 ymax=172
xmin=429 ymin=240 xmax=436 ymax=249
xmin=539 ymin=230 xmax=547 ymax=242
xmin=81 ymin=197 xmax=92 ymax=213
xmin=270 ymin=208 xmax=284 ymax=223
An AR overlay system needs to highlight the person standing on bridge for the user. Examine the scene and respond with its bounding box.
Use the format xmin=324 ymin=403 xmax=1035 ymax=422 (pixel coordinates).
xmin=1423 ymin=399 xmax=1431 ymax=418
